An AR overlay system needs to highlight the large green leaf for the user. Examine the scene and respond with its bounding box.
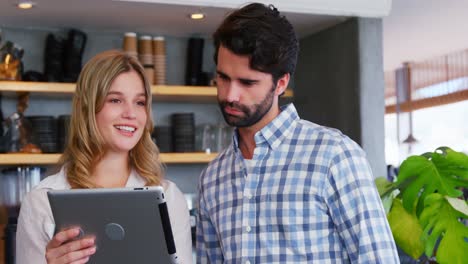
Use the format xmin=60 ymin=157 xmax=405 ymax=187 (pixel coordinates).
xmin=432 ymin=147 xmax=468 ymax=187
xmin=387 ymin=199 xmax=424 ymax=259
xmin=419 ymin=193 xmax=468 ymax=264
xmin=396 ymin=147 xmax=468 ymax=215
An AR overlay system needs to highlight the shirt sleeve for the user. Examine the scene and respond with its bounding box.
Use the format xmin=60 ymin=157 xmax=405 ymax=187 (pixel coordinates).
xmin=165 ymin=181 xmax=193 ymax=264
xmin=16 ymin=189 xmax=54 ymax=264
xmin=323 ymin=139 xmax=400 ymax=263
xmin=196 ymin=170 xmax=223 ymax=264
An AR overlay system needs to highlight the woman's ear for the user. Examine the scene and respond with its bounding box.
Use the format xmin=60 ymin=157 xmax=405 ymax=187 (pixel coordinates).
xmin=275 ymin=73 xmax=290 ymax=96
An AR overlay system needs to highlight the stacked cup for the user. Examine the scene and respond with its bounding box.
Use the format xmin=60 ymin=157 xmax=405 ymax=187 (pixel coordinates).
xmin=138 ymin=35 xmax=154 ymax=85
xmin=152 ymin=36 xmax=166 ymax=85
xmin=122 ymin=32 xmax=138 ymax=59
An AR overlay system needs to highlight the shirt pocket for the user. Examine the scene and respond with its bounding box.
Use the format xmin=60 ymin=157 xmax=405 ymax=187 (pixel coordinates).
xmin=261 ymin=189 xmax=327 ymax=256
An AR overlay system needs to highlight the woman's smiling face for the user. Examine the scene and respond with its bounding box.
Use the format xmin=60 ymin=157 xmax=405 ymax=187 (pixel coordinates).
xmin=96 ymin=70 xmax=147 ymax=154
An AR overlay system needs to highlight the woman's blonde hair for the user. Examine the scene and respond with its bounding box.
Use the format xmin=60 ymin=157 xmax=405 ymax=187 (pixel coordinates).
xmin=59 ymin=50 xmax=164 ymax=188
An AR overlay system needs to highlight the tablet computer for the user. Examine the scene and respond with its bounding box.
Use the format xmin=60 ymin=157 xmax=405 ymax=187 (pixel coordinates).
xmin=47 ymin=186 xmax=179 ymax=264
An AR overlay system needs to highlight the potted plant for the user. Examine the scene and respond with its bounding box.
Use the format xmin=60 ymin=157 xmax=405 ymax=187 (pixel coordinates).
xmin=376 ymin=147 xmax=468 ymax=264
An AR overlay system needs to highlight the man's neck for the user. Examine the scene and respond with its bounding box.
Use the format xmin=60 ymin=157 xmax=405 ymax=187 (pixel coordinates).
xmin=237 ymin=104 xmax=281 ymax=159
xmin=238 ymin=128 xmax=256 ymax=159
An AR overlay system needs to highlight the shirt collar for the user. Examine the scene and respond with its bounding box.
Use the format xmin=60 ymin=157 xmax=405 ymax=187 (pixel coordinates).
xmin=232 ymin=103 xmax=299 ymax=151
xmin=125 ymin=168 xmax=146 ymax=187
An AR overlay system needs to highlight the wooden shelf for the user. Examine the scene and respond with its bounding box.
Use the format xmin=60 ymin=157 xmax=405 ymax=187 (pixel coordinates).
xmin=0 ymin=81 xmax=76 ymax=93
xmin=0 ymin=153 xmax=218 ymax=165
xmin=0 ymin=81 xmax=294 ymax=102
xmin=160 ymin=152 xmax=218 ymax=164
xmin=152 ymin=85 xmax=217 ymax=102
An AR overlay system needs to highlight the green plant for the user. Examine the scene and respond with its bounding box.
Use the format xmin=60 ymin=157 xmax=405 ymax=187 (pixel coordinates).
xmin=376 ymin=147 xmax=468 ymax=264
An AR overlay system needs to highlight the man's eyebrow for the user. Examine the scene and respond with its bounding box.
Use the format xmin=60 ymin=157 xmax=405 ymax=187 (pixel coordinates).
xmin=238 ymin=78 xmax=259 ymax=84
xmin=216 ymin=70 xmax=230 ymax=78
xmin=217 ymin=70 xmax=259 ymax=83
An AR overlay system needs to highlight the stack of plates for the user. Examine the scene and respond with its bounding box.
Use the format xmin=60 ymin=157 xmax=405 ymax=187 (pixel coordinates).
xmin=57 ymin=115 xmax=71 ymax=152
xmin=152 ymin=126 xmax=172 ymax=153
xmin=171 ymin=113 xmax=195 ymax=152
xmin=27 ymin=116 xmax=58 ymax=153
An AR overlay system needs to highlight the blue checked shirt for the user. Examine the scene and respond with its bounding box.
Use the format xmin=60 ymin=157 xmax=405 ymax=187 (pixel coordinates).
xmin=196 ymin=104 xmax=399 ymax=263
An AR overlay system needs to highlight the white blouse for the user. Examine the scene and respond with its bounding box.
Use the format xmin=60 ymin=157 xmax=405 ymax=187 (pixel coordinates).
xmin=16 ymin=168 xmax=193 ymax=264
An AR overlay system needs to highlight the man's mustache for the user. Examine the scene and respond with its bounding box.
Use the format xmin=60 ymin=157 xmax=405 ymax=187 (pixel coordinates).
xmin=219 ymin=101 xmax=249 ymax=113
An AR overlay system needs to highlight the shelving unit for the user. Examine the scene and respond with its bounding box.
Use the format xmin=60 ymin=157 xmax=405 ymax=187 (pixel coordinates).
xmin=0 ymin=152 xmax=218 ymax=165
xmin=0 ymin=81 xmax=293 ymax=164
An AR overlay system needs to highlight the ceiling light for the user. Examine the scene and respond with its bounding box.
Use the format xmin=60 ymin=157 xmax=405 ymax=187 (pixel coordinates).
xmin=190 ymin=13 xmax=205 ymax=20
xmin=17 ymin=0 xmax=35 ymax=9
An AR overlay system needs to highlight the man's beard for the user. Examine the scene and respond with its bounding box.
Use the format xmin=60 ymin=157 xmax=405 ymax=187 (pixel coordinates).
xmin=218 ymin=85 xmax=275 ymax=127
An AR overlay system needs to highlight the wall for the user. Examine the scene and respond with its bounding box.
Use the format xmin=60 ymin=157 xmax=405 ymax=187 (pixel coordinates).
xmin=294 ymin=17 xmax=386 ymax=178
xmin=382 ymin=0 xmax=468 ymax=164
xmin=384 ymin=0 xmax=468 ymax=71
xmin=0 ymin=26 xmax=221 ymax=194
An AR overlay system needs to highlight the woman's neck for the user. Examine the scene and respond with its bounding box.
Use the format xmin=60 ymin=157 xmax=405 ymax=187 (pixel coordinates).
xmin=92 ymin=152 xmax=131 ymax=188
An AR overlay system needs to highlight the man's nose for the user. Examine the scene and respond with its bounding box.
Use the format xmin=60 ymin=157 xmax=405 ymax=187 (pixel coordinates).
xmin=225 ymin=83 xmax=241 ymax=103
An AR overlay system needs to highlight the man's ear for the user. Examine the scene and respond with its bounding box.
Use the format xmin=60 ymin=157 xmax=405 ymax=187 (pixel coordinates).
xmin=275 ymin=73 xmax=290 ymax=96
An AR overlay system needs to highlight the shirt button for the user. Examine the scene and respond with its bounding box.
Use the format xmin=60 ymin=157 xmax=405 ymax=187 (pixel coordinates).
xmin=245 ymin=192 xmax=253 ymax=199
xmin=246 ymin=226 xmax=251 ymax=233
xmin=246 ymin=261 xmax=251 ymax=264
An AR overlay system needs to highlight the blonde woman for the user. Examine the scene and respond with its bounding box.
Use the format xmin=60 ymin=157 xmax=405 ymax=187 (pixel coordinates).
xmin=16 ymin=50 xmax=192 ymax=264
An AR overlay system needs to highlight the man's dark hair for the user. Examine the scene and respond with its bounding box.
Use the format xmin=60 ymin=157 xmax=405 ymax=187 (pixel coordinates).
xmin=213 ymin=3 xmax=299 ymax=84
